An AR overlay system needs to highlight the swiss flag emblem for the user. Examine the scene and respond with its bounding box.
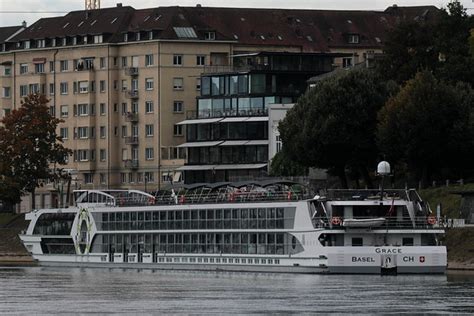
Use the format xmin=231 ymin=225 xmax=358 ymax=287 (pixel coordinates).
xmin=420 ymin=256 xmax=425 ymax=263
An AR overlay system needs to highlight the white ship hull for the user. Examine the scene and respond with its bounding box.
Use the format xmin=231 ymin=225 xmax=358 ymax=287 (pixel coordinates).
xmin=20 ymin=188 xmax=448 ymax=274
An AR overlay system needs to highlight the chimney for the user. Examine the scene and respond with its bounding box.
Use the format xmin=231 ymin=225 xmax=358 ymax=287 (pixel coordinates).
xmin=117 ymin=3 xmax=122 ymax=7
xmin=22 ymin=21 xmax=27 ymax=28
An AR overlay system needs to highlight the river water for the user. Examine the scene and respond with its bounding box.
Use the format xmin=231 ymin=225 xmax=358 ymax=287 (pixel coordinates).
xmin=0 ymin=267 xmax=473 ymax=314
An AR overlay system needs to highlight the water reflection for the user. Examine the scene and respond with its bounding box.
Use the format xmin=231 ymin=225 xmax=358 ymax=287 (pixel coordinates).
xmin=0 ymin=267 xmax=473 ymax=314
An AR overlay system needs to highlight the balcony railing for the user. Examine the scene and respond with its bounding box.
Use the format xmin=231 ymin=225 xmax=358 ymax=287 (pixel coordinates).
xmin=125 ymin=67 xmax=139 ymax=76
xmin=186 ymin=107 xmax=268 ymax=120
xmin=126 ymin=90 xmax=139 ymax=99
xmin=125 ymin=112 xmax=139 ymax=122
xmin=125 ymin=136 xmax=139 ymax=145
xmin=124 ymin=159 xmax=139 ymax=169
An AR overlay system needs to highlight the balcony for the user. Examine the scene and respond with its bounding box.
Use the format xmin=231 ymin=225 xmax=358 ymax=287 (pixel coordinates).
xmin=125 ymin=159 xmax=139 ymax=169
xmin=186 ymin=107 xmax=268 ymax=120
xmin=126 ymin=90 xmax=139 ymax=99
xmin=125 ymin=67 xmax=139 ymax=76
xmin=125 ymin=136 xmax=139 ymax=145
xmin=125 ymin=112 xmax=139 ymax=123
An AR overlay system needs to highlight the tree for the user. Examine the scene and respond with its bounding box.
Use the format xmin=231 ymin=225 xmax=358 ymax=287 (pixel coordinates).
xmin=269 ymin=151 xmax=307 ymax=177
xmin=377 ymin=1 xmax=474 ymax=86
xmin=0 ymin=94 xmax=71 ymax=210
xmin=377 ymin=71 xmax=474 ymax=187
xmin=278 ymin=69 xmax=391 ymax=188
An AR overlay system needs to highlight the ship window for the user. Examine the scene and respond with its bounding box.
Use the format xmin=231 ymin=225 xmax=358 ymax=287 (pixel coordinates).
xmin=352 ymin=237 xmax=363 ymax=246
xmin=403 ymin=237 xmax=414 ymax=246
xmin=33 ymin=213 xmax=75 ymax=235
xmin=40 ymin=237 xmax=75 ymax=254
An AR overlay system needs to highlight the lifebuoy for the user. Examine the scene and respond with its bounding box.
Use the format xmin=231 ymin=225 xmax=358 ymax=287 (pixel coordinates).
xmin=331 ymin=217 xmax=342 ymax=225
xmin=287 ymin=191 xmax=292 ymax=200
xmin=427 ymin=216 xmax=436 ymax=225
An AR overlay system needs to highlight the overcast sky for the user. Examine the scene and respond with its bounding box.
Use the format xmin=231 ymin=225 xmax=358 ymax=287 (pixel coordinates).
xmin=0 ymin=0 xmax=472 ymax=27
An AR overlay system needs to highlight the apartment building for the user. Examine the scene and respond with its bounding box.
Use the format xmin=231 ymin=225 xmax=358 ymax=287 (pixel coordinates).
xmin=0 ymin=4 xmax=438 ymax=209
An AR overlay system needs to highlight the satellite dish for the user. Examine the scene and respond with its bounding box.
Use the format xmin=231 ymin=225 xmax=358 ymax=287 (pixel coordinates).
xmin=377 ymin=161 xmax=391 ymax=176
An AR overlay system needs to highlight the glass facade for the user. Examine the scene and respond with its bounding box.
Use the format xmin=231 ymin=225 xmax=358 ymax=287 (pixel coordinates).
xmin=188 ymin=145 xmax=268 ymax=165
xmin=91 ymin=232 xmax=289 ymax=255
xmin=94 ymin=207 xmax=294 ymax=231
xmin=186 ymin=122 xmax=267 ymax=142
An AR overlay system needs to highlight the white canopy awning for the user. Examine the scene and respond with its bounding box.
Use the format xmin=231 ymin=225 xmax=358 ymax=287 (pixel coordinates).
xmin=214 ymin=163 xmax=268 ymax=170
xmin=177 ymin=118 xmax=223 ymax=125
xmin=246 ymin=116 xmax=269 ymax=122
xmin=177 ymin=141 xmax=223 ymax=148
xmin=176 ymin=165 xmax=217 ymax=171
xmin=219 ymin=140 xmax=249 ymax=146
xmin=244 ymin=140 xmax=269 ymax=146
xmin=220 ymin=117 xmax=250 ymax=123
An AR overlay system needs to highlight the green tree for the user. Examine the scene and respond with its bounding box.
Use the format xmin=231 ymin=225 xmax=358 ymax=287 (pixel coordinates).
xmin=378 ymin=1 xmax=474 ymax=86
xmin=377 ymin=71 xmax=474 ymax=187
xmin=269 ymin=151 xmax=307 ymax=177
xmin=0 ymin=94 xmax=71 ymax=210
xmin=279 ymin=69 xmax=391 ymax=188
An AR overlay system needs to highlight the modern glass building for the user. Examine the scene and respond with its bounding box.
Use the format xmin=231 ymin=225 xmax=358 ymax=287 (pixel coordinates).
xmin=177 ymin=52 xmax=345 ymax=184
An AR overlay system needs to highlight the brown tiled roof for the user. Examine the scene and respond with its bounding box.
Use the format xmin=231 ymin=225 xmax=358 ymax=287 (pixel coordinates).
xmin=0 ymin=25 xmax=23 ymax=42
xmin=7 ymin=5 xmax=440 ymax=51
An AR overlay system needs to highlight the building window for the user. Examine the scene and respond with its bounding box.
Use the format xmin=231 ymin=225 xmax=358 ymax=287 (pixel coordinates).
xmin=145 ymin=101 xmax=154 ymax=113
xmin=121 ymin=125 xmax=127 ymax=137
xmin=100 ymin=103 xmax=106 ymax=115
xmin=121 ymin=173 xmax=127 ymax=183
xmin=24 ymin=41 xmax=30 ymax=49
xmin=121 ymin=80 xmax=128 ymax=91
xmin=49 ymin=83 xmax=55 ymax=95
xmin=342 ymin=57 xmax=353 ymax=69
xmin=121 ymin=103 xmax=128 ymax=114
xmin=20 ymin=63 xmax=28 ymax=74
xmin=145 ymin=78 xmax=154 ymax=90
xmin=100 ymin=126 xmax=106 ymax=138
xmin=196 ymin=78 xmax=201 ymax=91
xmin=100 ymin=80 xmax=106 ymax=92
xmin=145 ymin=54 xmax=154 ymax=66
xmin=35 ymin=63 xmax=44 ymax=74
xmin=173 ymin=77 xmax=183 ymax=90
xmin=97 ymin=149 xmax=105 ymax=162
xmin=121 ymin=56 xmax=127 ymax=67
xmin=145 ymin=124 xmax=154 ymax=137
xmin=173 ymin=101 xmax=183 ymax=113
xmin=173 ymin=124 xmax=183 ymax=136
xmin=60 ymin=127 xmax=68 ymax=140
xmin=205 ymin=31 xmax=216 ymax=40
xmin=84 ymin=173 xmax=94 ymax=184
xmin=94 ymin=35 xmax=103 ymax=43
xmin=78 ymin=127 xmax=89 ymax=139
xmin=3 ymin=67 xmax=11 ymax=76
xmin=60 ymin=82 xmax=68 ymax=95
xmin=196 ymin=55 xmax=205 ymax=66
xmin=79 ymin=81 xmax=88 ymax=93
xmin=276 ymin=135 xmax=282 ymax=153
xmin=19 ymin=85 xmax=27 ymax=97
xmin=144 ymin=172 xmax=154 ymax=183
xmin=100 ymin=57 xmax=106 ymax=69
xmin=173 ymin=55 xmax=183 ymax=66
xmin=60 ymin=60 xmax=68 ymax=71
xmin=49 ymin=61 xmax=55 ymax=72
xmin=100 ymin=173 xmax=106 ymax=184
xmin=78 ymin=103 xmax=88 ymax=116
xmin=2 ymin=87 xmax=11 ymax=98
xmin=60 ymin=105 xmax=68 ymax=117
xmin=348 ymin=34 xmax=360 ymax=44
xmin=145 ymin=148 xmax=154 ymax=160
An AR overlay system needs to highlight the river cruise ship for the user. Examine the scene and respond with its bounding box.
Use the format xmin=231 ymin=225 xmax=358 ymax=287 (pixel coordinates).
xmin=19 ymin=180 xmax=446 ymax=274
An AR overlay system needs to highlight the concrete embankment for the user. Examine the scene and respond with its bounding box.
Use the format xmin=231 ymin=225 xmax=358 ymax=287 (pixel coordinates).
xmin=0 ymin=214 xmax=36 ymax=266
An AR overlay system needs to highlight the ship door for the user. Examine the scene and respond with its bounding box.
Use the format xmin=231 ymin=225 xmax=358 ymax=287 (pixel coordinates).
xmin=138 ymin=234 xmax=144 ymax=263
xmin=381 ymin=255 xmax=397 ymax=275
xmin=109 ymin=235 xmax=115 ymax=262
